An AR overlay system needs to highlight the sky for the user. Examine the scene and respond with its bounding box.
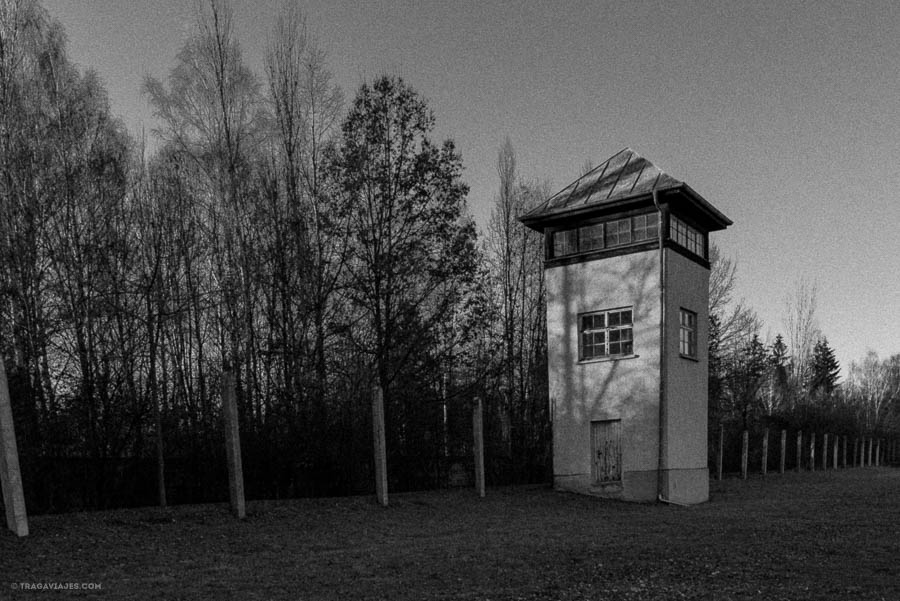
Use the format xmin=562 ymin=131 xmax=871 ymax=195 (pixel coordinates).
xmin=42 ymin=0 xmax=900 ymax=376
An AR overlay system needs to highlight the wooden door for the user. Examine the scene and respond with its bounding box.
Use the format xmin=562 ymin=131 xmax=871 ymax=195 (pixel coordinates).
xmin=591 ymin=420 xmax=622 ymax=484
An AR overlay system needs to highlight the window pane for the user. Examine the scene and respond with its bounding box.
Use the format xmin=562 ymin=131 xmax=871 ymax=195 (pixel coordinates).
xmin=609 ymin=342 xmax=620 ymax=355
xmin=618 ymin=219 xmax=632 ymax=243
xmin=620 ymin=327 xmax=632 ymax=341
xmin=621 ymin=310 xmax=632 ymax=325
xmin=609 ymin=329 xmax=620 ymax=343
xmin=579 ymin=223 xmax=604 ymax=252
xmin=554 ymin=229 xmax=578 ymax=257
xmin=608 ymin=312 xmax=620 ymax=326
xmin=622 ymin=341 xmax=633 ymax=355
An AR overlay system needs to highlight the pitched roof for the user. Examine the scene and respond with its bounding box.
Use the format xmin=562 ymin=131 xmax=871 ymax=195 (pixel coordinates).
xmin=522 ymin=148 xmax=681 ymax=221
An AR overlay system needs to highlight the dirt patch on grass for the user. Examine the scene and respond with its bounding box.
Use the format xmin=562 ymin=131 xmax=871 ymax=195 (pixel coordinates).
xmin=2 ymin=469 xmax=899 ymax=600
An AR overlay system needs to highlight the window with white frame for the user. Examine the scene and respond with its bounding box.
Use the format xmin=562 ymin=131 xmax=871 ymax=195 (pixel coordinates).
xmin=580 ymin=307 xmax=633 ymax=361
xmin=679 ymin=308 xmax=697 ymax=358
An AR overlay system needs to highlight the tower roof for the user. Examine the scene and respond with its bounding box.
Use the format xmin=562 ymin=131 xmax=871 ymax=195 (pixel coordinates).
xmin=519 ymin=148 xmax=732 ymax=231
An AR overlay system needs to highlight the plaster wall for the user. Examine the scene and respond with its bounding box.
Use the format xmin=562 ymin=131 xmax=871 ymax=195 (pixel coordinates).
xmin=662 ymin=249 xmax=710 ymax=503
xmin=546 ymin=250 xmax=661 ymax=500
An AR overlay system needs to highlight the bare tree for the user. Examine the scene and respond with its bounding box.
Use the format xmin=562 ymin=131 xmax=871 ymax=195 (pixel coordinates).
xmin=485 ymin=138 xmax=549 ymax=473
xmin=708 ymin=244 xmax=760 ymax=354
xmin=846 ymin=352 xmax=900 ymax=432
xmin=782 ymin=278 xmax=820 ymax=398
xmin=264 ymin=2 xmax=344 ymax=410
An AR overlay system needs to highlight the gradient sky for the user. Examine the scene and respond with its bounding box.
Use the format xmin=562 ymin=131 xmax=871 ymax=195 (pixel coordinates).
xmin=43 ymin=0 xmax=900 ymax=376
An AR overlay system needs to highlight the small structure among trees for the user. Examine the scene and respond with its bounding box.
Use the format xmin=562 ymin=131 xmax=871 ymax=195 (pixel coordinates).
xmin=520 ymin=149 xmax=731 ymax=504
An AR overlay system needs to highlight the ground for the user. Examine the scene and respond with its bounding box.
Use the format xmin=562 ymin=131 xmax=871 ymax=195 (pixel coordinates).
xmin=1 ymin=468 xmax=898 ymax=600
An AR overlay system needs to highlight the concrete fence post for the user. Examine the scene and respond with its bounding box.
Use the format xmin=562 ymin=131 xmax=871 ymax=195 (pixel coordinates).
xmin=372 ymin=383 xmax=388 ymax=506
xmin=876 ymin=439 xmax=881 ymax=467
xmin=868 ymin=437 xmax=873 ymax=467
xmin=761 ymin=428 xmax=769 ymax=476
xmin=741 ymin=430 xmax=748 ymax=480
xmin=796 ymin=431 xmax=802 ymax=472
xmin=0 ymin=359 xmax=28 ymax=536
xmin=809 ymin=433 xmax=816 ymax=472
xmin=822 ymin=434 xmax=829 ymax=470
xmin=779 ymin=430 xmax=786 ymax=474
xmin=842 ymin=436 xmax=847 ymax=468
xmin=832 ymin=436 xmax=838 ymax=471
xmin=473 ymin=397 xmax=485 ymax=498
xmin=717 ymin=424 xmax=724 ymax=481
xmin=222 ymin=370 xmax=245 ymax=519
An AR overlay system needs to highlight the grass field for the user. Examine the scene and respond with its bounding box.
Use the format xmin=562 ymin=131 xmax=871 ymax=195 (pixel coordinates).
xmin=2 ymin=468 xmax=899 ymax=600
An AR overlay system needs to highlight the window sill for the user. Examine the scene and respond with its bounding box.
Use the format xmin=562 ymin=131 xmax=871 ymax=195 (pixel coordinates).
xmin=579 ymin=354 xmax=640 ymax=365
xmin=679 ymin=353 xmax=699 ymax=362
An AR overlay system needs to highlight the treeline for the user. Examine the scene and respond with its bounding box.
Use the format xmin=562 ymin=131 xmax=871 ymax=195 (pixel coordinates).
xmin=0 ymin=0 xmax=548 ymax=512
xmin=709 ymin=273 xmax=900 ymax=462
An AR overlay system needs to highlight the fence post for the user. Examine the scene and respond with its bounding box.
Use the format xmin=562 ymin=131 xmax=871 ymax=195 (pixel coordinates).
xmin=853 ymin=438 xmax=858 ymax=467
xmin=741 ymin=430 xmax=749 ymax=479
xmin=779 ymin=429 xmax=786 ymax=474
xmin=761 ymin=428 xmax=769 ymax=476
xmin=833 ymin=436 xmax=838 ymax=471
xmin=473 ymin=397 xmax=485 ymax=498
xmin=717 ymin=424 xmax=724 ymax=481
xmin=876 ymin=439 xmax=881 ymax=467
xmin=842 ymin=436 xmax=847 ymax=468
xmin=372 ymin=383 xmax=388 ymax=506
xmin=809 ymin=433 xmax=816 ymax=471
xmin=0 ymin=359 xmax=28 ymax=537
xmin=796 ymin=431 xmax=802 ymax=472
xmin=868 ymin=437 xmax=873 ymax=467
xmin=222 ymin=370 xmax=246 ymax=519
xmin=822 ymin=434 xmax=829 ymax=470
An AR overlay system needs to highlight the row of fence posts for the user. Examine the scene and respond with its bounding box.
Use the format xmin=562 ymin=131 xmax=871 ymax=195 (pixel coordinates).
xmin=213 ymin=379 xmax=489 ymax=516
xmin=717 ymin=425 xmax=897 ymax=480
xmin=1 ymin=373 xmax=485 ymax=537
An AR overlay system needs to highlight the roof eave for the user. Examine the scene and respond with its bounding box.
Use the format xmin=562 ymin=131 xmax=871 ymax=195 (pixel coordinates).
xmin=678 ymin=183 xmax=733 ymax=230
xmin=518 ymin=189 xmax=661 ymax=232
xmin=519 ymin=183 xmax=732 ymax=232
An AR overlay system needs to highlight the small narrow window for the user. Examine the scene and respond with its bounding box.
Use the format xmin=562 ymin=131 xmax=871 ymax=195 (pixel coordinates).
xmin=679 ymin=309 xmax=697 ymax=358
xmin=580 ymin=307 xmax=634 ymax=361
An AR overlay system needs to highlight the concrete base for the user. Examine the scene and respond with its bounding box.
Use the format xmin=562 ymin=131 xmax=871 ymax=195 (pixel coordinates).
xmin=553 ymin=469 xmax=656 ymax=502
xmin=660 ymin=468 xmax=709 ymax=505
xmin=554 ymin=467 xmax=708 ymax=505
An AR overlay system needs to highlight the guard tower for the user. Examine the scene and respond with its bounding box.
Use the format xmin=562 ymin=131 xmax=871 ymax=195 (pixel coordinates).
xmin=520 ymin=148 xmax=731 ymax=504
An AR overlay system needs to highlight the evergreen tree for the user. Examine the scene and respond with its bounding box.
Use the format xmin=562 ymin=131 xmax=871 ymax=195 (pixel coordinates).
xmin=762 ymin=334 xmax=790 ymax=413
xmin=810 ymin=337 xmax=840 ymax=397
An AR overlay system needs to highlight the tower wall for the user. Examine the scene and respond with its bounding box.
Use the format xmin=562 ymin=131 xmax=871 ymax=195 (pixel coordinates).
xmin=662 ymin=249 xmax=710 ymax=504
xmin=546 ymin=250 xmax=662 ymax=500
